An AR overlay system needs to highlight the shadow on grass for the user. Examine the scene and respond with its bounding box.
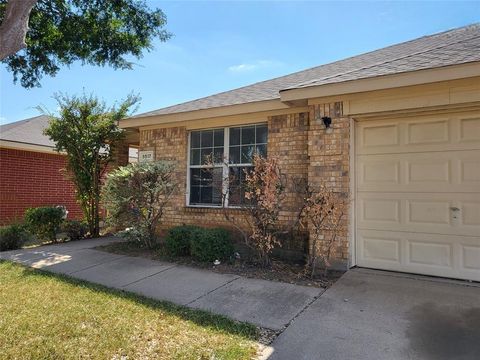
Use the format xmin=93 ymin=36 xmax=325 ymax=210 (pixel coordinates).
xmin=2 ymin=260 xmax=258 ymax=340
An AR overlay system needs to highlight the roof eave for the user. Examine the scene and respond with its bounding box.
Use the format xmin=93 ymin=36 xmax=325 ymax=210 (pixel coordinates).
xmin=119 ymin=62 xmax=480 ymax=129
xmin=119 ymin=98 xmax=298 ymax=129
xmin=0 ymin=139 xmax=59 ymax=154
xmin=279 ymin=62 xmax=480 ymax=102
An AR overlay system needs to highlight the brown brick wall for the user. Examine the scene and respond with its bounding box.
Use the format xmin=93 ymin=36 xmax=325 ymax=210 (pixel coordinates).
xmin=139 ymin=116 xmax=310 ymax=231
xmin=139 ymin=105 xmax=352 ymax=267
xmin=268 ymin=112 xmax=309 ymax=222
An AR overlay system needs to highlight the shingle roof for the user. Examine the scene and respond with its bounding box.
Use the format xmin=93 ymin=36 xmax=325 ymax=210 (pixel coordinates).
xmin=133 ymin=23 xmax=480 ymax=118
xmin=0 ymin=115 xmax=54 ymax=148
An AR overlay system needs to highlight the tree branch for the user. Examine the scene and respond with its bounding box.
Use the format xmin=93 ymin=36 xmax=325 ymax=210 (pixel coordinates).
xmin=0 ymin=0 xmax=37 ymax=60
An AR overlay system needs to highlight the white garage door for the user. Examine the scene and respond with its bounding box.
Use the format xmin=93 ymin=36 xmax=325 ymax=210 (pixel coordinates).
xmin=355 ymin=112 xmax=480 ymax=281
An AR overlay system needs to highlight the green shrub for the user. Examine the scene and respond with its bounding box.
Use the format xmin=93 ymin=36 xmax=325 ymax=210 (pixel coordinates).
xmin=118 ymin=227 xmax=151 ymax=248
xmin=61 ymin=220 xmax=88 ymax=241
xmin=24 ymin=207 xmax=65 ymax=242
xmin=165 ymin=225 xmax=201 ymax=256
xmin=190 ymin=228 xmax=234 ymax=263
xmin=0 ymin=224 xmax=31 ymax=251
xmin=102 ymin=161 xmax=178 ymax=249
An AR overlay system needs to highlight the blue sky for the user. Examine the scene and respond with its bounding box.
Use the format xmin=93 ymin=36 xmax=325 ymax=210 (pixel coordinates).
xmin=1 ymin=1 xmax=479 ymax=125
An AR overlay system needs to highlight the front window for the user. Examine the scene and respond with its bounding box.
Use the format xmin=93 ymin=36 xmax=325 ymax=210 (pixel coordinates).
xmin=188 ymin=124 xmax=267 ymax=207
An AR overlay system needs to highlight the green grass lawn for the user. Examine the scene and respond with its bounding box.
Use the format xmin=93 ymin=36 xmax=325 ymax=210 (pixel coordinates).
xmin=0 ymin=261 xmax=258 ymax=360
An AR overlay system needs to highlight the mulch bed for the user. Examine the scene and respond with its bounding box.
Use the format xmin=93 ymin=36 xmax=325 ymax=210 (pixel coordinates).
xmin=96 ymin=241 xmax=343 ymax=289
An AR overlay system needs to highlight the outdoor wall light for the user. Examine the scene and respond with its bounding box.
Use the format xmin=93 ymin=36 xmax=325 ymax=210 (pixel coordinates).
xmin=315 ymin=114 xmax=333 ymax=133
xmin=322 ymin=116 xmax=333 ymax=134
xmin=322 ymin=116 xmax=332 ymax=129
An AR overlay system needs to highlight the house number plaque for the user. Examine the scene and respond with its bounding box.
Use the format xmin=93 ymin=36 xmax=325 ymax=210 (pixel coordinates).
xmin=139 ymin=150 xmax=155 ymax=163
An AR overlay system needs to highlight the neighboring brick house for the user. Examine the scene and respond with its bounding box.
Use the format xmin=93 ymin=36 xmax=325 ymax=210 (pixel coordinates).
xmin=120 ymin=24 xmax=480 ymax=281
xmin=0 ymin=115 xmax=83 ymax=224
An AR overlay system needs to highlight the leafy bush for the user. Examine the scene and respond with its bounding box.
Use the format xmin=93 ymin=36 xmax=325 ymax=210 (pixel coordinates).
xmin=0 ymin=224 xmax=31 ymax=251
xmin=165 ymin=225 xmax=201 ymax=256
xmin=24 ymin=207 xmax=65 ymax=242
xmin=61 ymin=220 xmax=88 ymax=241
xmin=117 ymin=226 xmax=152 ymax=248
xmin=102 ymin=161 xmax=178 ymax=249
xmin=190 ymin=228 xmax=233 ymax=263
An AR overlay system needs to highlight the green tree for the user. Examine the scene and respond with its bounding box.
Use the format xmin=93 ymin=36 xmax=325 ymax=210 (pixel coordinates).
xmin=43 ymin=93 xmax=139 ymax=237
xmin=0 ymin=0 xmax=171 ymax=88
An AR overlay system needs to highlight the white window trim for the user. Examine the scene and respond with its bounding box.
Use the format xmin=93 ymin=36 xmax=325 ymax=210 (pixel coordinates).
xmin=186 ymin=123 xmax=267 ymax=208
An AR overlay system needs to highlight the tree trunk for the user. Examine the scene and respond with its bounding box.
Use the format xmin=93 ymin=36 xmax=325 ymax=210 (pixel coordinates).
xmin=92 ymin=169 xmax=100 ymax=237
xmin=0 ymin=0 xmax=38 ymax=60
xmin=89 ymin=194 xmax=95 ymax=237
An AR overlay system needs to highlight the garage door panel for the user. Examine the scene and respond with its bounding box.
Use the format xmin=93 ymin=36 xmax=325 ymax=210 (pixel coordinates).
xmin=407 ymin=158 xmax=450 ymax=184
xmin=360 ymin=160 xmax=400 ymax=185
xmin=356 ymin=112 xmax=480 ymax=281
xmin=461 ymin=158 xmax=480 ymax=184
xmin=462 ymin=245 xmax=480 ymax=271
xmin=407 ymin=200 xmax=450 ymax=225
xmin=406 ymin=119 xmax=449 ymax=145
xmin=458 ymin=116 xmax=480 ymax=143
xmin=360 ymin=123 xmax=400 ymax=149
xmin=462 ymin=202 xmax=480 ymax=226
xmin=361 ymin=198 xmax=400 ymax=223
xmin=407 ymin=240 xmax=453 ymax=268
xmin=359 ymin=231 xmax=401 ymax=265
xmin=405 ymin=235 xmax=480 ymax=281
xmin=357 ymin=150 xmax=480 ymax=193
xmin=357 ymin=230 xmax=480 ymax=281
xmin=403 ymin=234 xmax=474 ymax=280
xmin=357 ymin=116 xmax=480 ymax=155
xmin=358 ymin=193 xmax=480 ymax=237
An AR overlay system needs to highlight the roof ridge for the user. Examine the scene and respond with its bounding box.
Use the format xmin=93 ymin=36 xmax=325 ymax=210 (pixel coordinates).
xmin=290 ymin=31 xmax=480 ymax=89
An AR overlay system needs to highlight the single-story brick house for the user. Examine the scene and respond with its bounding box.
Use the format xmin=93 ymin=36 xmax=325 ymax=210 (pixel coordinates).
xmin=119 ymin=24 xmax=480 ymax=281
xmin=0 ymin=115 xmax=84 ymax=224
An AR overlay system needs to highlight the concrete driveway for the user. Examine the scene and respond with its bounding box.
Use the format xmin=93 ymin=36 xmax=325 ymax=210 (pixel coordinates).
xmin=265 ymin=268 xmax=480 ymax=360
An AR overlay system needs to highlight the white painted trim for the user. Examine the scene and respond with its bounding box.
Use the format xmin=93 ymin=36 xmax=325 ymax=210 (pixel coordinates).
xmin=186 ymin=205 xmax=223 ymax=209
xmin=121 ymin=99 xmax=293 ymax=128
xmin=185 ymin=123 xmax=267 ymax=208
xmin=349 ymin=118 xmax=357 ymax=268
xmin=0 ymin=140 xmax=60 ymax=154
xmin=186 ymin=127 xmax=225 ymax=207
xmin=223 ymin=127 xmax=230 ymax=207
xmin=186 ymin=132 xmax=191 ymax=206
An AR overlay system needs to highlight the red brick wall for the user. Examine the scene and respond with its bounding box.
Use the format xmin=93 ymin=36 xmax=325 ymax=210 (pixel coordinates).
xmin=0 ymin=147 xmax=83 ymax=225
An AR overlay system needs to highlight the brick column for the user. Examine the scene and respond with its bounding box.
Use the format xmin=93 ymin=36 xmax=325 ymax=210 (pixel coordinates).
xmin=307 ymin=102 xmax=351 ymax=269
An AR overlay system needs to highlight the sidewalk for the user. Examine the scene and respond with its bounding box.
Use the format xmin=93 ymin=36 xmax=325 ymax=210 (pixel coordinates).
xmin=0 ymin=237 xmax=323 ymax=331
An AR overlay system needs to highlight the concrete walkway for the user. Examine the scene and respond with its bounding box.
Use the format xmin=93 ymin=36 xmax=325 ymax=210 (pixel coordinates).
xmin=265 ymin=268 xmax=480 ymax=360
xmin=0 ymin=237 xmax=323 ymax=331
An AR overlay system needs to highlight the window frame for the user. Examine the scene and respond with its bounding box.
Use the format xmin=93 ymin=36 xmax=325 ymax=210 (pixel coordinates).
xmin=186 ymin=123 xmax=267 ymax=208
